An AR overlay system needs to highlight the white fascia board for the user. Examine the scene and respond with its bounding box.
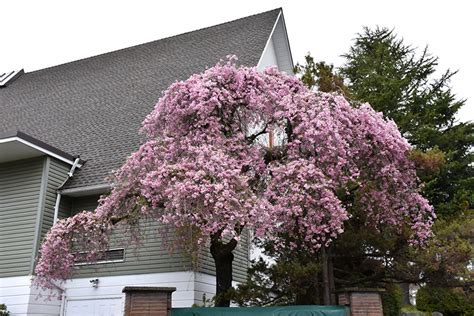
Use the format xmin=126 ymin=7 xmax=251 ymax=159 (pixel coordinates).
xmin=0 ymin=136 xmax=81 ymax=167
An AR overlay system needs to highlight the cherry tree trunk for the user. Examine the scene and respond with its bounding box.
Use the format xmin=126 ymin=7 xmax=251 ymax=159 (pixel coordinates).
xmin=210 ymin=235 xmax=237 ymax=307
xmin=328 ymin=248 xmax=336 ymax=305
xmin=321 ymin=247 xmax=331 ymax=305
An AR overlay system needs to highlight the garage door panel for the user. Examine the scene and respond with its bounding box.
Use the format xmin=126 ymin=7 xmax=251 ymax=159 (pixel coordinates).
xmin=65 ymin=298 xmax=122 ymax=316
xmin=66 ymin=301 xmax=94 ymax=316
xmin=96 ymin=299 xmax=122 ymax=316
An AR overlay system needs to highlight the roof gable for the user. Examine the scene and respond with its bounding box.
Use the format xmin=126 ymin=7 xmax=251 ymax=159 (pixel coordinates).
xmin=257 ymin=10 xmax=294 ymax=74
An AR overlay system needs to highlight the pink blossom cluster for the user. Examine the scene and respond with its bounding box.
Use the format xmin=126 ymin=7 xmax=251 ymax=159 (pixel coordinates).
xmin=267 ymin=93 xmax=434 ymax=251
xmin=35 ymin=57 xmax=434 ymax=286
xmin=34 ymin=211 xmax=111 ymax=289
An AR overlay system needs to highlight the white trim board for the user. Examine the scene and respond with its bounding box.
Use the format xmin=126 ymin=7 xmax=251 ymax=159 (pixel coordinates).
xmin=0 ymin=137 xmax=81 ymax=167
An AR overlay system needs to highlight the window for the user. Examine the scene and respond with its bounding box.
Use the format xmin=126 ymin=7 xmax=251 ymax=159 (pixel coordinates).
xmin=74 ymin=248 xmax=125 ymax=265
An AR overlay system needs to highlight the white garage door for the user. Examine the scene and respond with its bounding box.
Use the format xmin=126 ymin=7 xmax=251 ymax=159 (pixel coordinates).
xmin=65 ymin=297 xmax=123 ymax=316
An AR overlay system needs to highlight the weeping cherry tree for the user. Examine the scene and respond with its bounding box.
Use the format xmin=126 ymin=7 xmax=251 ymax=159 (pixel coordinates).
xmin=35 ymin=57 xmax=434 ymax=307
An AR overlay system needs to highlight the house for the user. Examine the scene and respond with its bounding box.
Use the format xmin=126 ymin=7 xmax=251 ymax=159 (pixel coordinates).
xmin=0 ymin=8 xmax=294 ymax=316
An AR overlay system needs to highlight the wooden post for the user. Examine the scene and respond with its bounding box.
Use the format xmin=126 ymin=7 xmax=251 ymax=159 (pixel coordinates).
xmin=123 ymin=286 xmax=176 ymax=316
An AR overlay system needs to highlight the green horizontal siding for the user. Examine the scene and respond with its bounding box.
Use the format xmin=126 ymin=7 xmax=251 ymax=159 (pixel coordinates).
xmin=64 ymin=195 xmax=250 ymax=281
xmin=28 ymin=158 xmax=71 ymax=274
xmin=58 ymin=195 xmax=72 ymax=219
xmin=0 ymin=155 xmax=251 ymax=281
xmin=0 ymin=157 xmax=45 ymax=277
xmin=70 ymin=195 xmax=101 ymax=215
xmin=69 ymin=195 xmax=192 ymax=278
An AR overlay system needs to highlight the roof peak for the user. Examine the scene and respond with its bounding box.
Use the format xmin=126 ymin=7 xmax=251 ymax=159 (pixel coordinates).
xmin=25 ymin=8 xmax=282 ymax=76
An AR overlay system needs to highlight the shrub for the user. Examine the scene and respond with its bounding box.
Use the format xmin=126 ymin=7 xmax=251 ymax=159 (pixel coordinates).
xmin=0 ymin=304 xmax=10 ymax=316
xmin=416 ymin=286 xmax=474 ymax=316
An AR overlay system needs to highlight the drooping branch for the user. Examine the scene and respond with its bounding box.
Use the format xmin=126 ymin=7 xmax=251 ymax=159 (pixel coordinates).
xmin=246 ymin=123 xmax=269 ymax=144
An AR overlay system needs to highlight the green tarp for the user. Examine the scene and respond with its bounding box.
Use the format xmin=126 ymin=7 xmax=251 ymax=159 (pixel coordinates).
xmin=171 ymin=305 xmax=348 ymax=316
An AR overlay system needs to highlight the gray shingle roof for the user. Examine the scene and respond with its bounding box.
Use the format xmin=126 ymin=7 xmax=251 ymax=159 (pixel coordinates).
xmin=0 ymin=8 xmax=281 ymax=189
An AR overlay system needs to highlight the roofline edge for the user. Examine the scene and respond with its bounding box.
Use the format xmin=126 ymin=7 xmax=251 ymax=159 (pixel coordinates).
xmin=60 ymin=183 xmax=111 ymax=197
xmin=0 ymin=130 xmax=81 ymax=166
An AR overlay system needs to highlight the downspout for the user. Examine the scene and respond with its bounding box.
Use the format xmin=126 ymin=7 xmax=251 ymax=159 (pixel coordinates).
xmin=53 ymin=157 xmax=81 ymax=224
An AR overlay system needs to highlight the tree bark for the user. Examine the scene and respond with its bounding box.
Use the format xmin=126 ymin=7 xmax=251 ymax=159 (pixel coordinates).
xmin=328 ymin=247 xmax=336 ymax=305
xmin=400 ymin=283 xmax=411 ymax=305
xmin=210 ymin=234 xmax=237 ymax=307
xmin=315 ymin=269 xmax=321 ymax=305
xmin=321 ymin=247 xmax=331 ymax=305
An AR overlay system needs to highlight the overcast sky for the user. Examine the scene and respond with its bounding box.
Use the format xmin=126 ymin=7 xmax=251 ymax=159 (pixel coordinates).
xmin=2 ymin=0 xmax=472 ymax=122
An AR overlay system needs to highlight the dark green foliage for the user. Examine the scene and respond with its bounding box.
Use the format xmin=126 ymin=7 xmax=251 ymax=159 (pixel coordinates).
xmin=416 ymin=286 xmax=474 ymax=316
xmin=0 ymin=304 xmax=10 ymax=316
xmin=234 ymin=257 xmax=321 ymax=306
xmin=336 ymin=26 xmax=473 ymax=289
xmin=340 ymin=26 xmax=473 ymax=219
xmin=294 ymin=56 xmax=350 ymax=97
xmin=382 ymin=284 xmax=403 ymax=316
xmin=412 ymin=214 xmax=473 ymax=287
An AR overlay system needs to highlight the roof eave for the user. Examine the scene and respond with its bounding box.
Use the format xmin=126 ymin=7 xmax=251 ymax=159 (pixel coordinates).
xmin=0 ymin=130 xmax=82 ymax=166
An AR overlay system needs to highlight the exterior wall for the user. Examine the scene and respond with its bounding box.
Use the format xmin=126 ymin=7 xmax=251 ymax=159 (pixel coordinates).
xmin=258 ymin=37 xmax=279 ymax=71
xmin=63 ymin=271 xmax=212 ymax=310
xmin=257 ymin=13 xmax=293 ymax=74
xmin=193 ymin=273 xmax=216 ymax=305
xmin=68 ymin=195 xmax=192 ymax=278
xmin=67 ymin=195 xmax=250 ymax=283
xmin=57 ymin=195 xmax=72 ymax=220
xmin=72 ymin=220 xmax=192 ymax=278
xmin=69 ymin=195 xmax=101 ymax=215
xmin=41 ymin=159 xmax=71 ymax=237
xmin=0 ymin=157 xmax=45 ymax=278
xmin=0 ymin=156 xmax=70 ymax=278
xmin=0 ymin=156 xmax=70 ymax=315
xmin=0 ymin=276 xmax=61 ymax=316
xmin=271 ymin=15 xmax=294 ymax=74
